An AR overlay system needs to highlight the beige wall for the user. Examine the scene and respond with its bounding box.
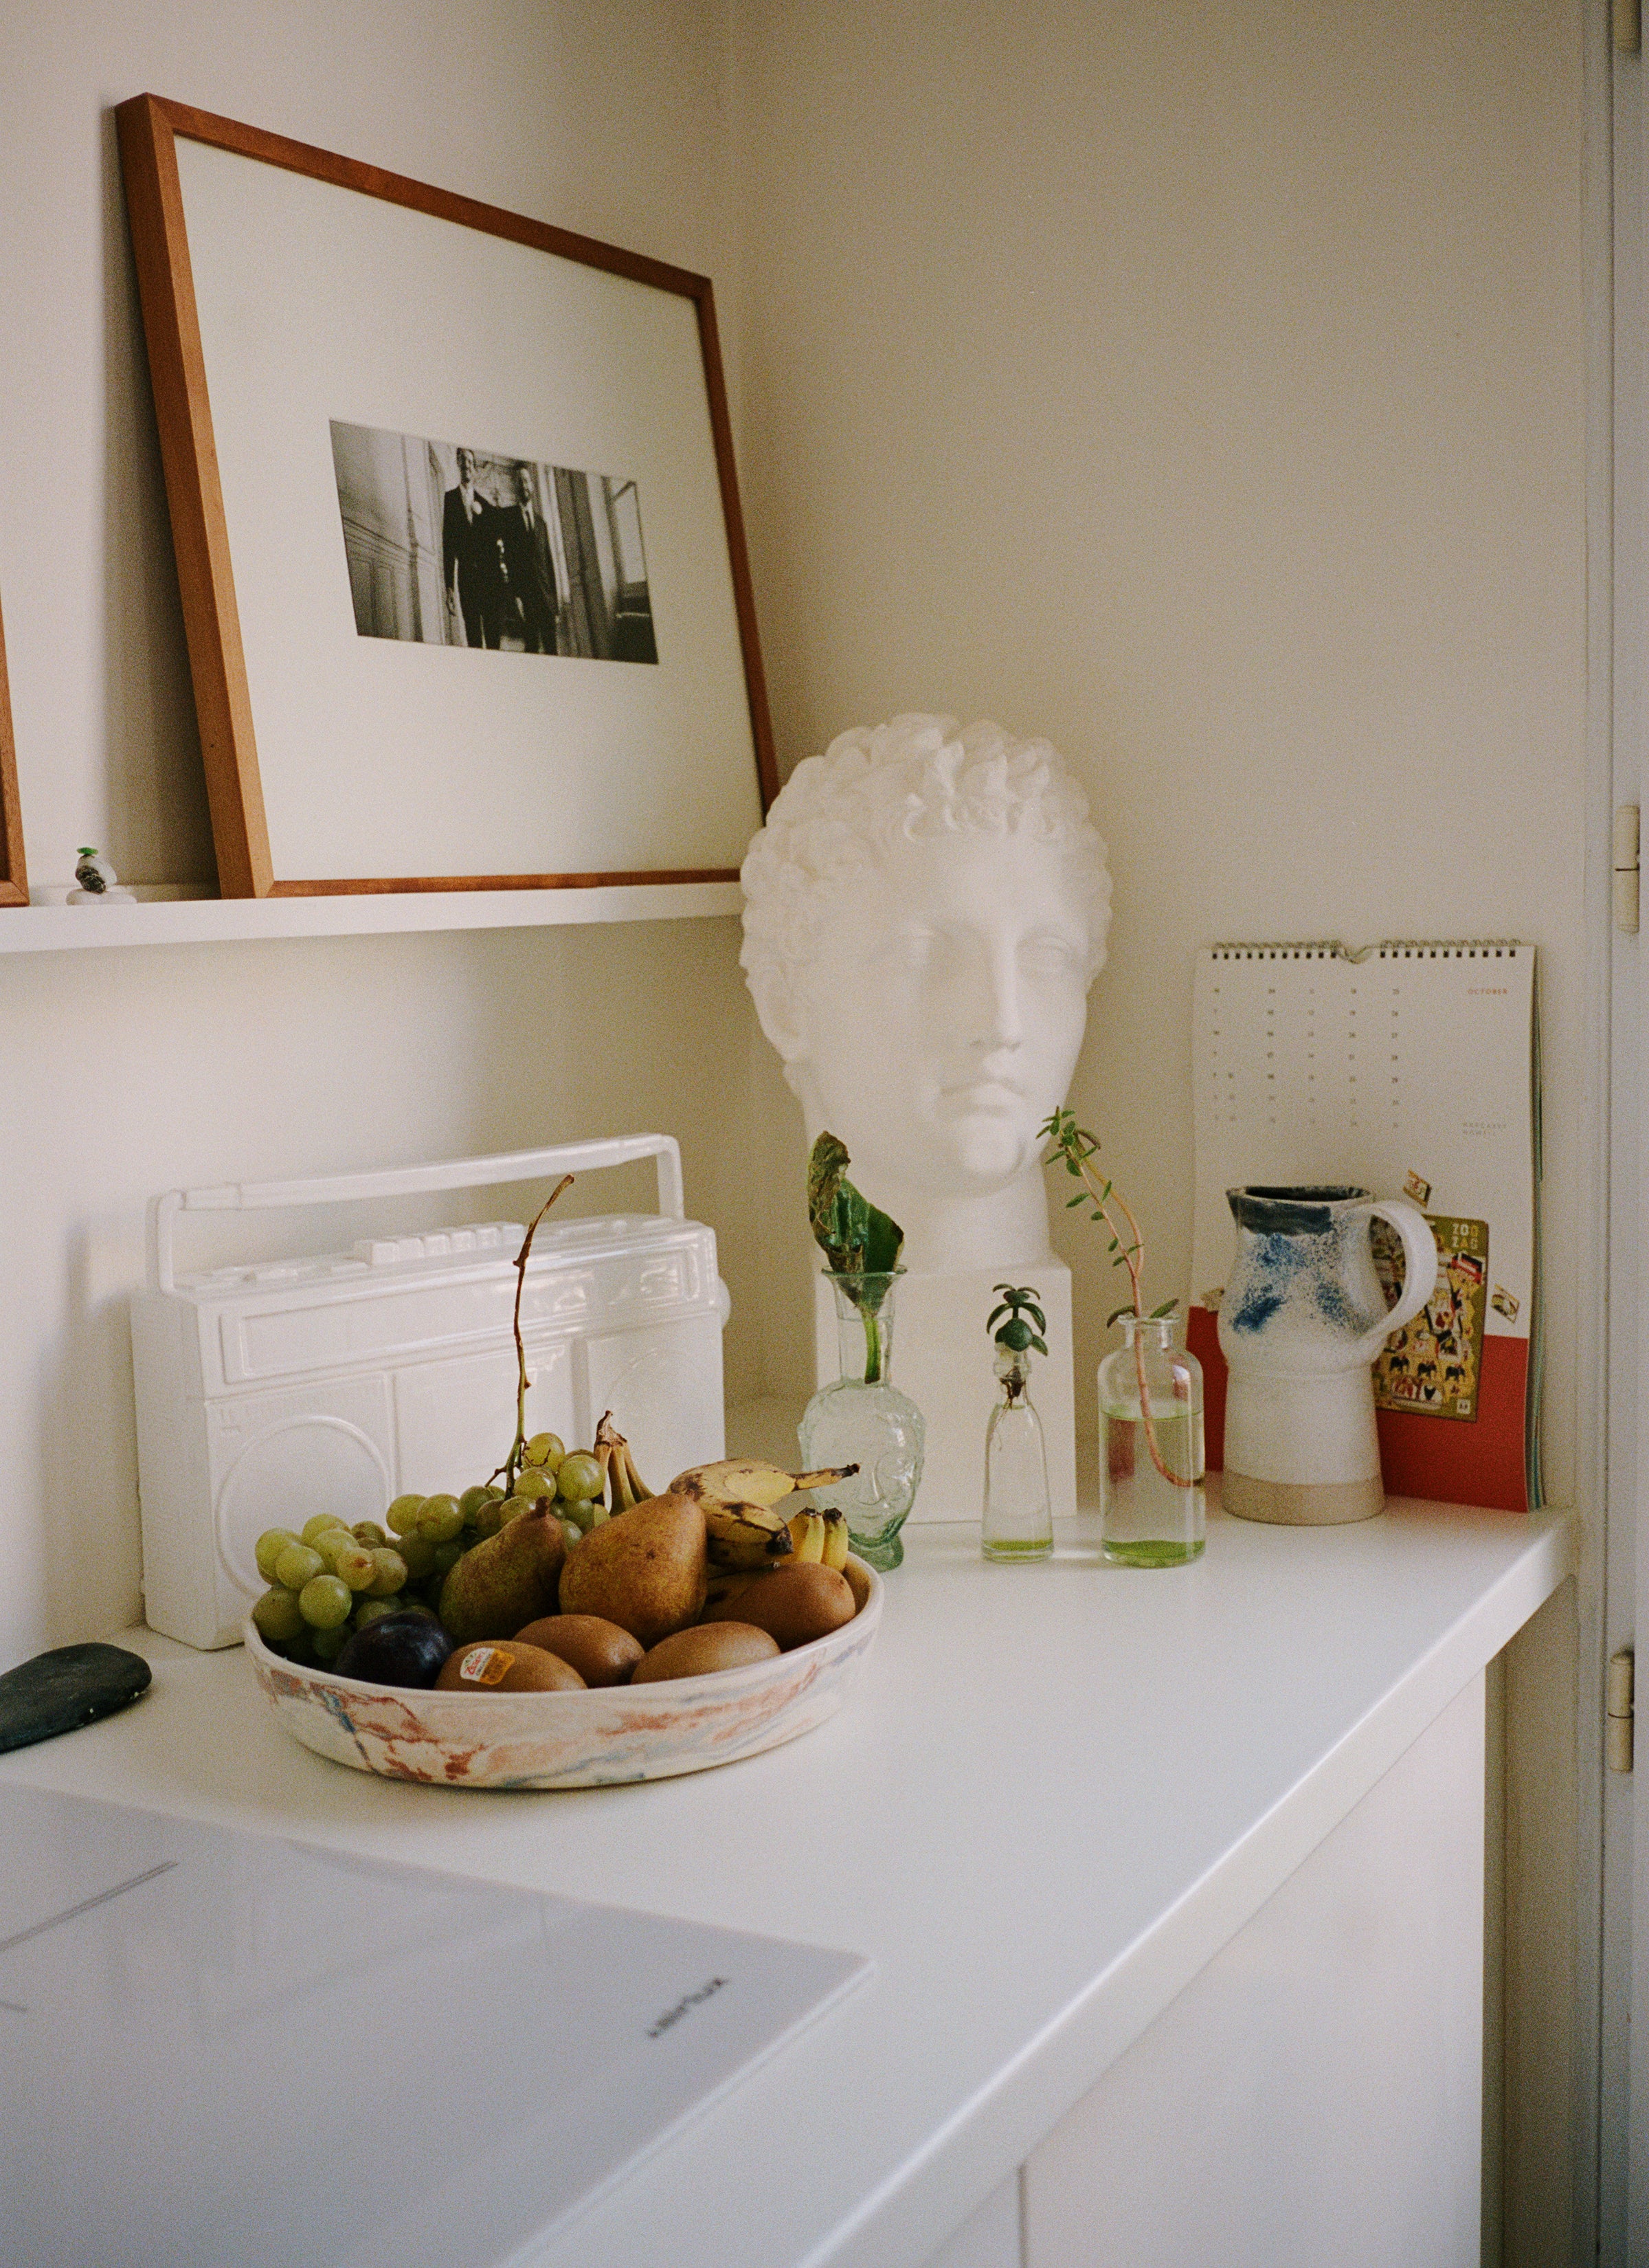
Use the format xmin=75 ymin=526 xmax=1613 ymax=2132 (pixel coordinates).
xmin=729 ymin=6 xmax=1589 ymax=2259
xmin=732 ymin=0 xmax=1588 ymax=1491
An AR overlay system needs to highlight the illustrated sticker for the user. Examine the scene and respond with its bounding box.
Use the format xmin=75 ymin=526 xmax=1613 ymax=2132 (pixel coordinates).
xmin=1492 ymin=1285 xmax=1520 ymax=1322
xmin=1371 ymin=1215 xmax=1489 ymax=1422
xmin=458 ymin=1645 xmax=512 ymax=1686
xmin=1403 ymin=1168 xmax=1432 ymax=1206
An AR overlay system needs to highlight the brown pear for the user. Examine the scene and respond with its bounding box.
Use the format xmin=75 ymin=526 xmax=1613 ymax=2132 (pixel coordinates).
xmin=439 ymin=1506 xmax=567 ymax=1643
xmin=558 ymin=1491 xmax=707 ymax=1648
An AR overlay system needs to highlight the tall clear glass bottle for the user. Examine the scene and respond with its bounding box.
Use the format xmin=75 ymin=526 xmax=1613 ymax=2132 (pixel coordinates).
xmin=982 ymin=1344 xmax=1053 ymax=1561
xmin=798 ymin=1271 xmax=925 ymax=1570
xmin=1097 ymin=1315 xmax=1206 ymax=1566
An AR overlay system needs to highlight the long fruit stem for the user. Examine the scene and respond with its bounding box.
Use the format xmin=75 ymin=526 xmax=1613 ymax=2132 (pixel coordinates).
xmin=496 ymin=1174 xmax=574 ymax=1494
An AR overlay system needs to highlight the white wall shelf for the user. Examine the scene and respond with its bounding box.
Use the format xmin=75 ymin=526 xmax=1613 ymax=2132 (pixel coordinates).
xmin=0 ymin=881 xmax=744 ymax=955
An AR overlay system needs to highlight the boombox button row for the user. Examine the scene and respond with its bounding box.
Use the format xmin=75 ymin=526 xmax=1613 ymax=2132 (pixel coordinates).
xmin=175 ymin=1223 xmax=524 ymax=1293
xmin=351 ymin=1224 xmax=516 ymax=1269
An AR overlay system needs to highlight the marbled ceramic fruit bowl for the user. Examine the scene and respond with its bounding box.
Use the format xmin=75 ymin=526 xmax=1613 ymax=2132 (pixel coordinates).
xmin=243 ymin=1560 xmax=883 ymax=1790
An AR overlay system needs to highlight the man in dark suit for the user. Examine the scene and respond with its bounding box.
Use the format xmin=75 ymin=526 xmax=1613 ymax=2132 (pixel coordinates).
xmin=442 ymin=448 xmax=503 ymax=648
xmin=500 ymin=463 xmax=560 ymax=654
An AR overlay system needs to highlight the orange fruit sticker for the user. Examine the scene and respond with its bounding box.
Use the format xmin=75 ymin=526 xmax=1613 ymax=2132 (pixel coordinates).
xmin=458 ymin=1645 xmax=512 ymax=1687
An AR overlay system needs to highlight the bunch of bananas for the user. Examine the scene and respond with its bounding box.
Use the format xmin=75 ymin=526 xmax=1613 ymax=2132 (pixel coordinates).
xmin=785 ymin=1504 xmax=851 ymax=1570
xmin=669 ymin=1456 xmax=857 ymax=1571
xmin=593 ymin=1412 xmax=654 ymax=1515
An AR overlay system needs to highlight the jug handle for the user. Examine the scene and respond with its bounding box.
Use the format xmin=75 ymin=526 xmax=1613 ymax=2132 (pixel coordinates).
xmin=1356 ymin=1200 xmax=1439 ymax=1362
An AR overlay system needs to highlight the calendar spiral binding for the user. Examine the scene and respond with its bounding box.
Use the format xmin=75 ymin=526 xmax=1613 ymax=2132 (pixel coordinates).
xmin=1207 ymin=939 xmax=1527 ymax=963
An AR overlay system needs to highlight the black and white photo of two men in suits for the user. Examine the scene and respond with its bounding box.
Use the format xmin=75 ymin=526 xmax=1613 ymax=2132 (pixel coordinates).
xmin=330 ymin=419 xmax=660 ymax=665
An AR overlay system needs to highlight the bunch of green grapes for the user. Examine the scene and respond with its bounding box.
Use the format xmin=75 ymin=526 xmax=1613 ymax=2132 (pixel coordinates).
xmin=249 ymin=1514 xmax=428 ymax=1663
xmin=249 ymin=1431 xmax=620 ymax=1656
xmin=514 ymin=1432 xmax=607 ymax=1539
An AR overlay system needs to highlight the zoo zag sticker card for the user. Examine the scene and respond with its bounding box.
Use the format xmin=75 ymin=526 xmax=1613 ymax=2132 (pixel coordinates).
xmin=1371 ymin=1216 xmax=1489 ymax=1420
xmin=1187 ymin=942 xmax=1540 ymax=1513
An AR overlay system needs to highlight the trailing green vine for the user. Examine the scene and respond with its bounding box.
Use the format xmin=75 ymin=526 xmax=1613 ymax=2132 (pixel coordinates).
xmin=1040 ymin=1108 xmax=1191 ymax=1489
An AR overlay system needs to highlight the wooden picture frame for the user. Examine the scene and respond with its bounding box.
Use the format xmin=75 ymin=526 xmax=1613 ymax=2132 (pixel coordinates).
xmin=115 ymin=93 xmax=777 ymax=899
xmin=0 ymin=591 xmax=27 ymax=907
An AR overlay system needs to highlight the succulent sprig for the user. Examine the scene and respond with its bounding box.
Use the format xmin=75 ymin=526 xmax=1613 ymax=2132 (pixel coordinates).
xmin=987 ymin=1283 xmax=1048 ymax=1357
xmin=987 ymin=1282 xmax=1047 ymax=1407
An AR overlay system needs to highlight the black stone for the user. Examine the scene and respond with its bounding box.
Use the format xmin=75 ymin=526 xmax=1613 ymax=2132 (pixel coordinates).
xmin=0 ymin=1643 xmax=153 ymax=1755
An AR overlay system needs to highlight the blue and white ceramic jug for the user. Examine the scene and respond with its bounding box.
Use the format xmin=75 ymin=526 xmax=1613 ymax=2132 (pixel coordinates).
xmin=1217 ymin=1186 xmax=1437 ymax=1526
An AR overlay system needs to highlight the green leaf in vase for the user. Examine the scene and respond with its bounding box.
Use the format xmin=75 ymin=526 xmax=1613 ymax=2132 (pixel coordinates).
xmin=807 ymin=1131 xmax=905 ymax=1294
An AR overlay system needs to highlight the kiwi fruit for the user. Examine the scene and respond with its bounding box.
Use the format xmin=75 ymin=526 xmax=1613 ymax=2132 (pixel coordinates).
xmin=702 ymin=1564 xmax=855 ymax=1651
xmin=513 ymin=1614 xmax=642 ymax=1687
xmin=629 ymin=1624 xmax=779 ymax=1685
xmin=434 ymin=1640 xmax=585 ymax=1693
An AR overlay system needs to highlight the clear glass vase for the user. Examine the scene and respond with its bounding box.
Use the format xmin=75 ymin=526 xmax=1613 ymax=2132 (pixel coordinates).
xmin=982 ymin=1345 xmax=1053 ymax=1561
xmin=1097 ymin=1315 xmax=1206 ymax=1567
xmin=798 ymin=1271 xmax=925 ymax=1570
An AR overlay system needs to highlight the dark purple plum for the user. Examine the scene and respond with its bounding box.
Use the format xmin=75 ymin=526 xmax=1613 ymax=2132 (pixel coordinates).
xmin=334 ymin=1612 xmax=453 ymax=1689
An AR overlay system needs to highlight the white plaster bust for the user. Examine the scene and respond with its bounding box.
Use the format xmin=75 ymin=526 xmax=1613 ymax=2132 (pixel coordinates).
xmin=740 ymin=713 xmax=1112 ymax=1273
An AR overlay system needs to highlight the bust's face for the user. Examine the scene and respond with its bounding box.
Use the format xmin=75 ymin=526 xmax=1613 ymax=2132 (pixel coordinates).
xmin=789 ymin=831 xmax=1094 ymax=1200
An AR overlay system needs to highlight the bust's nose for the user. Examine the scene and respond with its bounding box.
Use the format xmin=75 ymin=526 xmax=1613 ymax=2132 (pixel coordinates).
xmin=972 ymin=937 xmax=1025 ymax=1055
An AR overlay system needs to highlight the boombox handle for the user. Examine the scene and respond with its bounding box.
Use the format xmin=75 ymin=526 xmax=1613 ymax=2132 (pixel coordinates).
xmin=146 ymin=1133 xmax=684 ymax=1296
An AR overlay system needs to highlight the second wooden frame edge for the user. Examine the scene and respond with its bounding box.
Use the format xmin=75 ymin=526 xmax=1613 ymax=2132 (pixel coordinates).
xmin=0 ymin=585 xmax=27 ymax=906
xmin=115 ymin=92 xmax=275 ymax=896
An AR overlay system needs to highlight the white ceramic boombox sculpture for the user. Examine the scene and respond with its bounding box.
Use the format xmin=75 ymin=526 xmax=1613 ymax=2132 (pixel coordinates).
xmin=741 ymin=714 xmax=1112 ymax=1520
xmin=131 ymin=1135 xmax=727 ymax=1649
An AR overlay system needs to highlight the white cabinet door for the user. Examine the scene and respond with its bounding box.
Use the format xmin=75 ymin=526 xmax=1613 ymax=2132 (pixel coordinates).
xmin=921 ymin=2177 xmax=1022 ymax=2268
xmin=1022 ymin=1676 xmax=1485 ymax=2268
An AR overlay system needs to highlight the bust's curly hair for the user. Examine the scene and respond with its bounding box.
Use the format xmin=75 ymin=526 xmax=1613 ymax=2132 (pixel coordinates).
xmin=740 ymin=714 xmax=1111 ymax=1086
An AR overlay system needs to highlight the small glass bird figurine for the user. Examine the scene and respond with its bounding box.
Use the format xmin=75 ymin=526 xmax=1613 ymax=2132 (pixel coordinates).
xmin=982 ymin=1284 xmax=1054 ymax=1561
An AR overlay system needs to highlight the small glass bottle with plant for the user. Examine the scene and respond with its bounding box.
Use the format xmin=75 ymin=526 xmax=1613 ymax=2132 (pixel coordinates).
xmin=1042 ymin=1108 xmax=1205 ymax=1566
xmin=798 ymin=1133 xmax=926 ymax=1570
xmin=981 ymin=1284 xmax=1054 ymax=1561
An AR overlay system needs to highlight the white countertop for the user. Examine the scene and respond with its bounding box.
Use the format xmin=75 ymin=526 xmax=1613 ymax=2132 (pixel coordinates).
xmin=0 ymin=1496 xmax=1571 ymax=2268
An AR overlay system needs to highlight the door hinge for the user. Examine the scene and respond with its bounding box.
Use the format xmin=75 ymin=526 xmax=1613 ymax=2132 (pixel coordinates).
xmin=1614 ymin=806 xmax=1639 ymax=935
xmin=1608 ymin=1648 xmax=1634 ymax=1773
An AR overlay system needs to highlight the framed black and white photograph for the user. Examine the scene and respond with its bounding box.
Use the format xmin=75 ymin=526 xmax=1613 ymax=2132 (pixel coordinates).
xmin=330 ymin=424 xmax=659 ymax=667
xmin=117 ymin=94 xmax=775 ymax=896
